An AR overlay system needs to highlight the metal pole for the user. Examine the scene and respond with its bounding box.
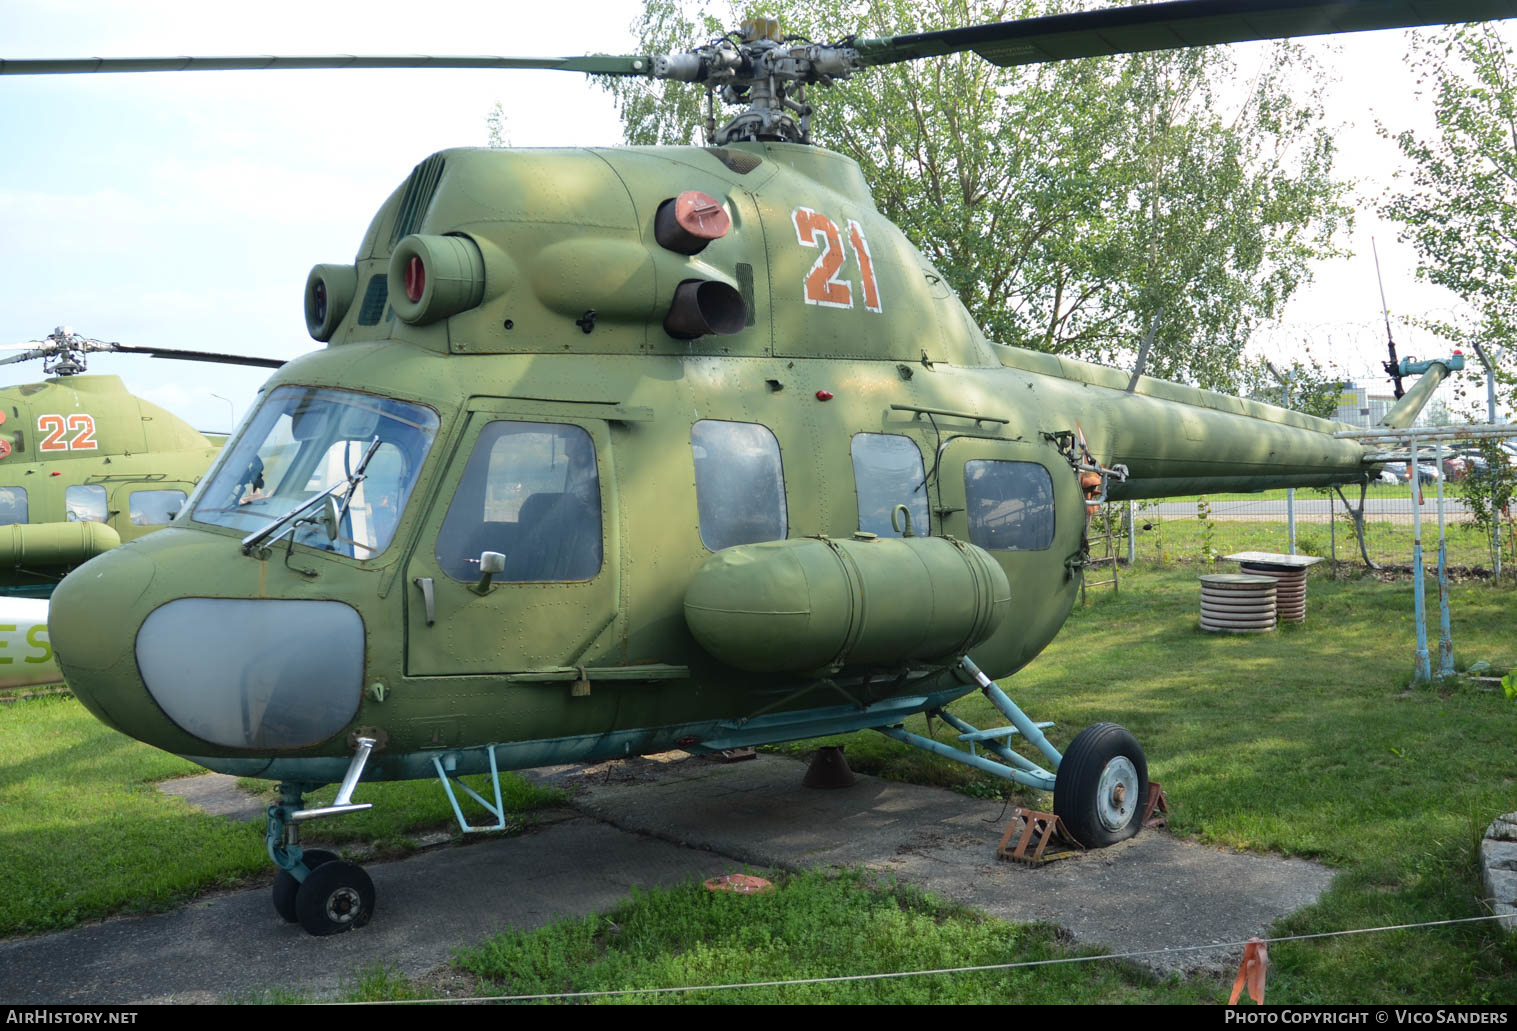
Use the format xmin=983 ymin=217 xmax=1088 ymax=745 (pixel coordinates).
xmin=1330 ymin=490 xmax=1337 ymax=579
xmin=1436 ymin=439 xmax=1454 ymax=676
xmin=1411 ymin=433 xmax=1430 ymax=683
xmin=1127 ymin=500 xmax=1136 ymax=565
xmin=1286 ymin=369 xmax=1297 ymax=554
xmin=1473 ymin=342 xmax=1504 ymax=580
xmin=1268 ymin=361 xmax=1298 ymax=554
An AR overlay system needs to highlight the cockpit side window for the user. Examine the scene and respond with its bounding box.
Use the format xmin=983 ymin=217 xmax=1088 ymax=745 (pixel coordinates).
xmin=130 ymin=489 xmax=186 ymax=526
xmin=851 ymin=432 xmax=929 ymax=537
xmin=435 ymin=421 xmax=603 ymax=583
xmin=65 ymin=484 xmax=108 ymax=524
xmin=963 ymin=460 xmax=1055 ymax=551
xmin=0 ymin=487 xmax=27 ymax=526
xmin=691 ymin=420 xmax=787 ymax=551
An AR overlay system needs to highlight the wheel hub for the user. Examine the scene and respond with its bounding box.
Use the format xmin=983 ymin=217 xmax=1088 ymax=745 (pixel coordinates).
xmin=326 ymin=886 xmax=362 ymax=924
xmin=1096 ymin=756 xmax=1139 ymax=832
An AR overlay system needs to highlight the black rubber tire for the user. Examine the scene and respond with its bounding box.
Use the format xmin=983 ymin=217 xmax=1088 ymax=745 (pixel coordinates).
xmin=296 ymin=860 xmax=375 ymax=937
xmin=271 ymin=849 xmax=339 ymax=924
xmin=1053 ymin=722 xmax=1148 ymax=848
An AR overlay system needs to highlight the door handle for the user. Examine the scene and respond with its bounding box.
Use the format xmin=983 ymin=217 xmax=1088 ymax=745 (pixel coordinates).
xmin=413 ymin=576 xmax=435 ymax=626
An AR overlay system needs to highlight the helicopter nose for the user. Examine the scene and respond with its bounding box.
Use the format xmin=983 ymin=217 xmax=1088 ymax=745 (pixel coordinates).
xmin=50 ymin=548 xmax=158 ymax=732
xmin=51 ymin=548 xmax=366 ymax=752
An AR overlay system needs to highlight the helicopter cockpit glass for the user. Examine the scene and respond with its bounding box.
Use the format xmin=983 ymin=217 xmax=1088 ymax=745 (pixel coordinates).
xmin=65 ymin=484 xmax=108 ymax=523
xmin=964 ymin=460 xmax=1055 ymax=551
xmin=129 ymin=489 xmax=186 ymax=526
xmin=0 ymin=487 xmax=27 ymax=526
xmin=191 ymin=386 xmax=439 ymax=557
xmin=851 ymin=433 xmax=930 ymax=537
xmin=435 ymin=421 xmax=603 ymax=582
xmin=691 ymin=420 xmax=787 ymax=551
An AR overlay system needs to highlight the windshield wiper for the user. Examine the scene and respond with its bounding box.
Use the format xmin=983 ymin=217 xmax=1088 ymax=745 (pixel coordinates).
xmin=240 ymin=437 xmax=382 ymax=556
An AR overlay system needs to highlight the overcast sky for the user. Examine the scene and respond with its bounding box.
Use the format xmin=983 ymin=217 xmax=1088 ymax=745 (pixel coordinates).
xmin=0 ymin=0 xmax=1504 ymax=431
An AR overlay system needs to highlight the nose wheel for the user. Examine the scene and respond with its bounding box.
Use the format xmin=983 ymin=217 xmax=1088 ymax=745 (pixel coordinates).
xmin=271 ymin=848 xmax=338 ymax=923
xmin=1053 ymin=722 xmax=1148 ymax=848
xmin=266 ymin=747 xmax=379 ymax=936
xmin=295 ymin=860 xmax=376 ymax=936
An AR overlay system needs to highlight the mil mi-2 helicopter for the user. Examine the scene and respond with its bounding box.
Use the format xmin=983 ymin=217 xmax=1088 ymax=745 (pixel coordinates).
xmin=5 ymin=0 xmax=1502 ymax=936
xmin=0 ymin=327 xmax=285 ymax=590
xmin=0 ymin=327 xmax=281 ymax=687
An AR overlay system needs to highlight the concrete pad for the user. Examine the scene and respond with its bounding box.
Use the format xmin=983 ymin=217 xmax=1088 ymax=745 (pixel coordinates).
xmin=0 ymin=816 xmax=736 ymax=1004
xmin=2 ymin=752 xmax=1337 ymax=1002
xmin=156 ymin=772 xmax=265 ymax=823
xmin=550 ymin=753 xmax=1336 ymax=973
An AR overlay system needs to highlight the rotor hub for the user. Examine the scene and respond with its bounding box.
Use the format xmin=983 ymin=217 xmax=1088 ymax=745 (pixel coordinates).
xmin=653 ymin=36 xmax=859 ymax=145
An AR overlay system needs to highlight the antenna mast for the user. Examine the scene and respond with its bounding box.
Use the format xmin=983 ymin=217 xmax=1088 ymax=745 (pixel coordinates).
xmin=1372 ymin=237 xmax=1405 ymax=400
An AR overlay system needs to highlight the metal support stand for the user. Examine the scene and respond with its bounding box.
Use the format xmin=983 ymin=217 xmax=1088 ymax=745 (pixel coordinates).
xmin=1333 ymin=483 xmax=1379 ymax=570
xmin=1475 ymin=342 xmax=1506 ymax=580
xmin=1435 ymin=440 xmax=1454 ymax=676
xmin=997 ymin=808 xmax=1081 ymax=864
xmin=1411 ymin=434 xmax=1431 ymax=684
xmin=432 ymin=745 xmax=509 ymax=833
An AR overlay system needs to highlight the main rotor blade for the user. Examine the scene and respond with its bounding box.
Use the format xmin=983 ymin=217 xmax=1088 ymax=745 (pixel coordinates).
xmin=855 ymin=0 xmax=1517 ymax=68
xmin=108 ymin=345 xmax=285 ymax=368
xmin=0 ymin=54 xmax=652 ymax=77
xmin=0 ymin=349 xmax=49 ymax=367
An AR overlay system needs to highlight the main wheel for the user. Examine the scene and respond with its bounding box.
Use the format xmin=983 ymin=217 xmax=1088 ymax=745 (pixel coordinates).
xmin=1053 ymin=722 xmax=1148 ymax=848
xmin=271 ymin=848 xmax=339 ymax=923
xmin=295 ymin=860 xmax=375 ymax=936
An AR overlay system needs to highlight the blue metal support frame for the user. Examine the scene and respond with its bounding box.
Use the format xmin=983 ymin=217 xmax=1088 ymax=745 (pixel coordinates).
xmin=1411 ymin=435 xmax=1431 ymax=683
xmin=1435 ymin=439 xmax=1455 ymax=677
xmin=870 ymin=657 xmax=1063 ymax=792
xmin=432 ymin=746 xmax=509 ymax=834
xmin=876 ymin=725 xmax=1056 ymax=791
xmin=932 ymin=708 xmax=1051 ymax=777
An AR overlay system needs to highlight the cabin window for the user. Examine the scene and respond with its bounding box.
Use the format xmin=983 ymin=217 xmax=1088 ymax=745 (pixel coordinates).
xmin=963 ymin=460 xmax=1055 ymax=551
xmin=65 ymin=484 xmax=108 ymax=524
xmin=851 ymin=433 xmax=929 ymax=537
xmin=130 ymin=489 xmax=187 ymax=526
xmin=691 ymin=420 xmax=787 ymax=550
xmin=435 ymin=421 xmax=602 ymax=583
xmin=0 ymin=487 xmax=27 ymax=526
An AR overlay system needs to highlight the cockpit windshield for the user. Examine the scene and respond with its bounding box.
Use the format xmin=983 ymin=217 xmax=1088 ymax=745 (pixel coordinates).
xmin=191 ymin=386 xmax=439 ymax=558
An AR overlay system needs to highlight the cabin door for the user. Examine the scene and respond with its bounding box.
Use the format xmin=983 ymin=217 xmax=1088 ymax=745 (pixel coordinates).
xmin=404 ymin=400 xmax=620 ymax=677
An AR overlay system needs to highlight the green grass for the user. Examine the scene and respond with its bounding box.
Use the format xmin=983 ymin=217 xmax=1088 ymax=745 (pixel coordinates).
xmin=9 ymin=564 xmax=1517 ymax=1003
xmin=758 ymin=564 xmax=1517 ymax=1002
xmin=0 ymin=695 xmax=563 ymax=936
xmin=451 ymin=870 xmax=1215 ymax=1004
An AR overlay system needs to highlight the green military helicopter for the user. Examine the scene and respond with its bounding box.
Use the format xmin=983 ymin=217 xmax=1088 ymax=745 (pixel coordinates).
xmin=6 ymin=0 xmax=1501 ymax=936
xmin=0 ymin=327 xmax=284 ymax=594
xmin=0 ymin=328 xmax=281 ymax=688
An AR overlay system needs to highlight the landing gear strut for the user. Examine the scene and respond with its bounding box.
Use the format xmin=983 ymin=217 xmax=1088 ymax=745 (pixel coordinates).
xmin=878 ymin=657 xmax=1149 ymax=851
xmin=265 ymin=737 xmax=378 ymax=936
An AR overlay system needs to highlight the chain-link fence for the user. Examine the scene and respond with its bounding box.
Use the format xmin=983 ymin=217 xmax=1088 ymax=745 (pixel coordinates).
xmin=1090 ymin=478 xmax=1514 ymax=575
